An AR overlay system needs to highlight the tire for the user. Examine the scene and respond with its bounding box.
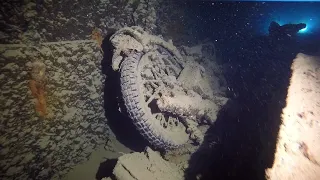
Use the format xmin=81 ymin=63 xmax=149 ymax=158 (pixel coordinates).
xmin=120 ymin=52 xmax=189 ymax=150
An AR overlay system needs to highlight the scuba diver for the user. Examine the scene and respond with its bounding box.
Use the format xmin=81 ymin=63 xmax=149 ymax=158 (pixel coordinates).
xmin=266 ymin=21 xmax=307 ymax=54
xmin=268 ymin=21 xmax=306 ymax=40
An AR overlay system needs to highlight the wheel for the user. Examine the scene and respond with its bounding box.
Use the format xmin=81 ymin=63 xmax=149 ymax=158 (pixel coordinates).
xmin=120 ymin=47 xmax=190 ymax=150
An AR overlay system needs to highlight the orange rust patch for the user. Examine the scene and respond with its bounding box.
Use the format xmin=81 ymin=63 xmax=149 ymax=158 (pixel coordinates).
xmin=91 ymin=28 xmax=103 ymax=48
xmin=29 ymin=79 xmax=47 ymax=117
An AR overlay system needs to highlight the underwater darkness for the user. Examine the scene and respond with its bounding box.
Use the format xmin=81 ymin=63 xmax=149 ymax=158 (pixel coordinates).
xmin=181 ymin=1 xmax=320 ymax=180
xmin=182 ymin=1 xmax=320 ymax=53
xmin=0 ymin=0 xmax=320 ymax=179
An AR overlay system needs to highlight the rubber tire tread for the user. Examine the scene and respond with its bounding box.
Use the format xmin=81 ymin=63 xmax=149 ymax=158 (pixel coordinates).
xmin=120 ymin=54 xmax=180 ymax=149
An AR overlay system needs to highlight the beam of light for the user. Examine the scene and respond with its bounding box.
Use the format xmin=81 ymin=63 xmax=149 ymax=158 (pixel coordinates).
xmin=298 ymin=26 xmax=308 ymax=33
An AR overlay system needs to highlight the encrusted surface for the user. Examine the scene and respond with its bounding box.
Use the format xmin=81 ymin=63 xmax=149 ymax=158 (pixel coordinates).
xmin=266 ymin=53 xmax=320 ymax=180
xmin=0 ymin=42 xmax=107 ymax=179
xmin=113 ymin=147 xmax=184 ymax=180
xmin=0 ymin=0 xmax=163 ymax=178
xmin=0 ymin=0 xmax=228 ymax=178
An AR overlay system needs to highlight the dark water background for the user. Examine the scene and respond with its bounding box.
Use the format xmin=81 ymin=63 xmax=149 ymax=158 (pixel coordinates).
xmin=180 ymin=1 xmax=320 ymax=180
xmin=1 ymin=0 xmax=320 ymax=179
